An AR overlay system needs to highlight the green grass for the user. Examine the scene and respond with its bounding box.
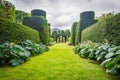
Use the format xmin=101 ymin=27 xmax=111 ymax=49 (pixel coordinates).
xmin=0 ymin=43 xmax=119 ymax=80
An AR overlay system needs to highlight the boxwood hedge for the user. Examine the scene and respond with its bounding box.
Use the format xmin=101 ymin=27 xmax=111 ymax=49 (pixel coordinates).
xmin=0 ymin=18 xmax=40 ymax=44
xmin=23 ymin=16 xmax=50 ymax=45
xmin=82 ymin=13 xmax=120 ymax=45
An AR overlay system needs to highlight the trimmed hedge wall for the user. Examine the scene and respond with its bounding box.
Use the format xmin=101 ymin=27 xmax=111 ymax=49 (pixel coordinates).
xmin=23 ymin=16 xmax=50 ymax=45
xmin=31 ymin=9 xmax=46 ymax=18
xmin=0 ymin=18 xmax=40 ymax=44
xmin=82 ymin=21 xmax=106 ymax=43
xmin=82 ymin=13 xmax=120 ymax=45
xmin=71 ymin=22 xmax=78 ymax=45
xmin=0 ymin=1 xmax=15 ymax=21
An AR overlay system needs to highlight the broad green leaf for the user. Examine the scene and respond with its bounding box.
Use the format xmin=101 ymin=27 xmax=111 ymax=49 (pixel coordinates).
xmin=100 ymin=58 xmax=112 ymax=67
xmin=105 ymin=53 xmax=114 ymax=59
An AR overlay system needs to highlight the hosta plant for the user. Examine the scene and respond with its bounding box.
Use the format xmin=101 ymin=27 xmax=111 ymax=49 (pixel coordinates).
xmin=74 ymin=42 xmax=120 ymax=75
xmin=0 ymin=40 xmax=49 ymax=66
xmin=0 ymin=42 xmax=30 ymax=66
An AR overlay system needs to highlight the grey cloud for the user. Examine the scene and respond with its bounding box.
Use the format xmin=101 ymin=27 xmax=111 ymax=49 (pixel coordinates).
xmin=8 ymin=0 xmax=120 ymax=30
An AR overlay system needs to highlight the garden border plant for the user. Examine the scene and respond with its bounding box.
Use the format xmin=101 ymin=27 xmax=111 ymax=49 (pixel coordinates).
xmin=0 ymin=40 xmax=49 ymax=66
xmin=74 ymin=41 xmax=120 ymax=75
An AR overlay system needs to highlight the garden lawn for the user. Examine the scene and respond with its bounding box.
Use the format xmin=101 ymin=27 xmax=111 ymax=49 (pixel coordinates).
xmin=0 ymin=43 xmax=119 ymax=80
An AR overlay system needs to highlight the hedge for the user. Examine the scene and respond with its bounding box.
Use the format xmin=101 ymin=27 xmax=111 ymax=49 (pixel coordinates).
xmin=75 ymin=22 xmax=80 ymax=45
xmin=23 ymin=16 xmax=50 ymax=45
xmin=71 ymin=22 xmax=78 ymax=45
xmin=82 ymin=13 xmax=120 ymax=45
xmin=0 ymin=18 xmax=40 ymax=44
xmin=0 ymin=1 xmax=15 ymax=21
xmin=82 ymin=21 xmax=106 ymax=43
xmin=15 ymin=10 xmax=30 ymax=23
xmin=80 ymin=19 xmax=98 ymax=31
xmin=80 ymin=11 xmax=95 ymax=20
xmin=75 ymin=11 xmax=97 ymax=45
xmin=31 ymin=9 xmax=46 ymax=18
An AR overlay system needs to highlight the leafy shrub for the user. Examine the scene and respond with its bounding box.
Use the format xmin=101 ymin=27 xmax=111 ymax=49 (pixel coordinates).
xmin=0 ymin=18 xmax=40 ymax=44
xmin=0 ymin=42 xmax=30 ymax=66
xmin=82 ymin=13 xmax=120 ymax=45
xmin=74 ymin=42 xmax=120 ymax=74
xmin=31 ymin=9 xmax=46 ymax=18
xmin=0 ymin=40 xmax=49 ymax=66
xmin=23 ymin=16 xmax=50 ymax=45
xmin=0 ymin=1 xmax=15 ymax=21
xmin=21 ymin=40 xmax=49 ymax=56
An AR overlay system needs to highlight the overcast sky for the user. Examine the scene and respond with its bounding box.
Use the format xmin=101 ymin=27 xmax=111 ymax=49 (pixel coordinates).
xmin=8 ymin=0 xmax=120 ymax=30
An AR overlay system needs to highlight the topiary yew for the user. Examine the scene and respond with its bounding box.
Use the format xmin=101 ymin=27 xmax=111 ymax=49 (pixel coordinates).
xmin=23 ymin=16 xmax=50 ymax=45
xmin=31 ymin=9 xmax=46 ymax=18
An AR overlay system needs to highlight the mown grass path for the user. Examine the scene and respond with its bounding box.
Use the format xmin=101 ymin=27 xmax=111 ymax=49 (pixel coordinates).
xmin=0 ymin=43 xmax=119 ymax=80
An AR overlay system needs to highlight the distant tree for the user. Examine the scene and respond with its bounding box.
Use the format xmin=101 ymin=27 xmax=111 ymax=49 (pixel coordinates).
xmin=52 ymin=30 xmax=57 ymax=41
xmin=61 ymin=30 xmax=65 ymax=42
xmin=65 ymin=30 xmax=71 ymax=41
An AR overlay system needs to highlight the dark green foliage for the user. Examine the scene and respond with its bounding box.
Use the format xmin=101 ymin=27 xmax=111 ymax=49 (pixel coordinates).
xmin=0 ymin=42 xmax=30 ymax=66
xmin=0 ymin=1 xmax=15 ymax=21
xmin=52 ymin=30 xmax=57 ymax=41
xmin=80 ymin=11 xmax=98 ymax=36
xmin=105 ymin=13 xmax=120 ymax=45
xmin=31 ymin=9 xmax=46 ymax=18
xmin=80 ymin=11 xmax=95 ymax=20
xmin=82 ymin=13 xmax=120 ymax=45
xmin=74 ymin=11 xmax=97 ymax=45
xmin=21 ymin=40 xmax=49 ymax=56
xmin=74 ymin=42 xmax=120 ymax=74
xmin=51 ymin=30 xmax=69 ymax=43
xmin=0 ymin=18 xmax=40 ymax=44
xmin=82 ymin=21 xmax=107 ymax=43
xmin=23 ymin=16 xmax=50 ymax=45
xmin=48 ymin=23 xmax=51 ymax=26
xmin=65 ymin=30 xmax=71 ymax=41
xmin=80 ymin=19 xmax=98 ymax=30
xmin=71 ymin=22 xmax=78 ymax=45
xmin=15 ymin=10 xmax=30 ymax=23
xmin=0 ymin=40 xmax=49 ymax=66
xmin=61 ymin=30 xmax=65 ymax=42
xmin=75 ymin=22 xmax=80 ymax=45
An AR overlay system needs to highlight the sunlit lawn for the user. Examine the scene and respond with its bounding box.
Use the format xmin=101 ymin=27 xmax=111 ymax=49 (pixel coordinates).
xmin=0 ymin=43 xmax=119 ymax=80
